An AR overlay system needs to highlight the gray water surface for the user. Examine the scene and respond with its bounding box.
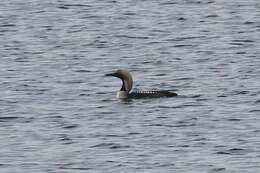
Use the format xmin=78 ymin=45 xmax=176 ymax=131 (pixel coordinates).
xmin=1 ymin=0 xmax=260 ymax=172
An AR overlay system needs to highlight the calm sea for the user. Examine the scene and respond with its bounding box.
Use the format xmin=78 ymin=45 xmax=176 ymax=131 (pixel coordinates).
xmin=0 ymin=0 xmax=260 ymax=172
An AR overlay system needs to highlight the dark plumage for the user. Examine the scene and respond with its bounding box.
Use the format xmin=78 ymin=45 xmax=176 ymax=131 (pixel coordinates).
xmin=106 ymin=69 xmax=178 ymax=99
xmin=128 ymin=90 xmax=177 ymax=99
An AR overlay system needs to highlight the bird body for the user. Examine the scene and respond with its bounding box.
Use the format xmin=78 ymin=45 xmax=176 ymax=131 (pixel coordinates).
xmin=106 ymin=69 xmax=177 ymax=99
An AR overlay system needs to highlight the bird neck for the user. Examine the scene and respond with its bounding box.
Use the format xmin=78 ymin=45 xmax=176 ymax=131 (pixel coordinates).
xmin=120 ymin=79 xmax=126 ymax=91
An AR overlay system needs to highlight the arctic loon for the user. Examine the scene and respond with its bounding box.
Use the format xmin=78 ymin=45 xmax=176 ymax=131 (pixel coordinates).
xmin=106 ymin=69 xmax=178 ymax=99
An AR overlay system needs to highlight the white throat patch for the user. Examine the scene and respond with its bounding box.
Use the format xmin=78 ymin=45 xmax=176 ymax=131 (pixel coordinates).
xmin=116 ymin=91 xmax=128 ymax=99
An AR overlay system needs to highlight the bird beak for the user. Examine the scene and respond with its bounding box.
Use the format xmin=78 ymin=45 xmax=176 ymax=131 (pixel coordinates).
xmin=105 ymin=71 xmax=121 ymax=78
xmin=105 ymin=73 xmax=114 ymax=76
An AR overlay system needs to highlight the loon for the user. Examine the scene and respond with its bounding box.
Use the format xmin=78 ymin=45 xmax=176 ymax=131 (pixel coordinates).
xmin=106 ymin=69 xmax=178 ymax=99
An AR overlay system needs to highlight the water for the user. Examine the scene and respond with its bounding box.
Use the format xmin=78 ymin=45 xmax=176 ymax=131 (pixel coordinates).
xmin=0 ymin=0 xmax=260 ymax=172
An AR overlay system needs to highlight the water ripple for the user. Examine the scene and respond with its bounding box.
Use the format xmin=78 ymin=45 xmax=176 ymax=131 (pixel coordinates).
xmin=1 ymin=0 xmax=259 ymax=172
